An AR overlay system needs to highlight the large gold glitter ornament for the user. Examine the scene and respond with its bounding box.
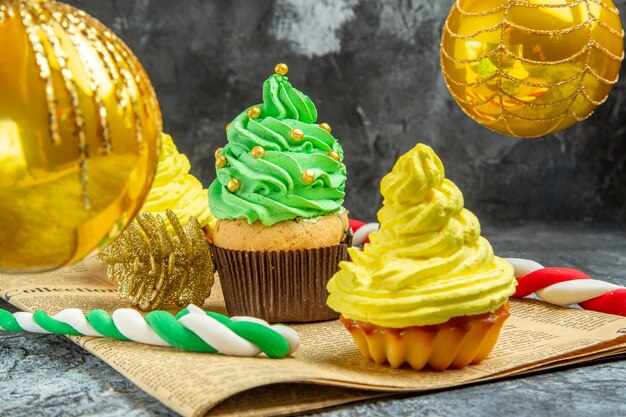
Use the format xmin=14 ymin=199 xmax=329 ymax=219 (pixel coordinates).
xmin=441 ymin=0 xmax=624 ymax=138
xmin=0 ymin=1 xmax=161 ymax=272
xmin=97 ymin=210 xmax=214 ymax=311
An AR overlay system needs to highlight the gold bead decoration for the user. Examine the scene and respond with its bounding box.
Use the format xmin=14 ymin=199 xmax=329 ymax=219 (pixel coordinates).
xmin=215 ymin=155 xmax=227 ymax=168
xmin=328 ymin=151 xmax=341 ymax=162
xmin=247 ymin=106 xmax=261 ymax=119
xmin=227 ymin=178 xmax=241 ymax=192
xmin=290 ymin=128 xmax=305 ymax=141
xmin=251 ymin=146 xmax=266 ymax=159
xmin=341 ymin=163 xmax=346 ymax=169
xmin=302 ymin=169 xmax=315 ymax=184
xmin=319 ymin=123 xmax=332 ymax=133
xmin=274 ymin=63 xmax=288 ymax=76
xmin=214 ymin=147 xmax=223 ymax=159
xmin=225 ymin=122 xmax=231 ymax=132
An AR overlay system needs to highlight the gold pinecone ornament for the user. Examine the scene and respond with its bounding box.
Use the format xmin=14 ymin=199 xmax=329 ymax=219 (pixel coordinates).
xmin=98 ymin=210 xmax=214 ymax=311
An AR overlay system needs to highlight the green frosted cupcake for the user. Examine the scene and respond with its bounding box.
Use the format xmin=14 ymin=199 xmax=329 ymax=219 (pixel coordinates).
xmin=207 ymin=64 xmax=350 ymax=323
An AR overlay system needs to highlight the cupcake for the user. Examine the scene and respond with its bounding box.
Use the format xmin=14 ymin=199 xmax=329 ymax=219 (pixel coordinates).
xmin=326 ymin=144 xmax=516 ymax=371
xmin=141 ymin=133 xmax=216 ymax=232
xmin=208 ymin=64 xmax=349 ymax=323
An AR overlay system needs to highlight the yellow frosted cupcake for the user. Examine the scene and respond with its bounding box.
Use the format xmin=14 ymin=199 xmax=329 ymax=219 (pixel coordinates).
xmin=326 ymin=144 xmax=516 ymax=371
xmin=141 ymin=133 xmax=216 ymax=232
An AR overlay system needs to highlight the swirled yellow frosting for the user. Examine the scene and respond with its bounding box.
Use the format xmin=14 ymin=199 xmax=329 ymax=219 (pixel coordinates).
xmin=327 ymin=144 xmax=515 ymax=328
xmin=141 ymin=133 xmax=216 ymax=232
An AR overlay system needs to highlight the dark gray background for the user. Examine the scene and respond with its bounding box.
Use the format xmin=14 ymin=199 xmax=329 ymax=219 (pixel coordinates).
xmin=4 ymin=3 xmax=626 ymax=416
xmin=66 ymin=0 xmax=626 ymax=224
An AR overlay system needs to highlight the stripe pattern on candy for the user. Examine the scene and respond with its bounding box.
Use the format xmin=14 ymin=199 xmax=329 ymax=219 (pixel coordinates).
xmin=0 ymin=304 xmax=300 ymax=358
xmin=349 ymin=220 xmax=379 ymax=246
xmin=506 ymin=258 xmax=626 ymax=317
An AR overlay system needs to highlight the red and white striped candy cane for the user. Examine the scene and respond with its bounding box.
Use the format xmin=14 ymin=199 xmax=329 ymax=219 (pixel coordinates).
xmin=506 ymin=258 xmax=626 ymax=317
xmin=349 ymin=219 xmax=379 ymax=246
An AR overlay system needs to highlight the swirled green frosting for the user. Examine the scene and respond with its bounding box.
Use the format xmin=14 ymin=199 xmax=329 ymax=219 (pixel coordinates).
xmin=208 ymin=73 xmax=346 ymax=226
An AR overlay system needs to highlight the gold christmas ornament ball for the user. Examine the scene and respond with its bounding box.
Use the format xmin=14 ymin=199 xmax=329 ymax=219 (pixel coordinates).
xmin=0 ymin=1 xmax=161 ymax=273
xmin=440 ymin=0 xmax=624 ymax=138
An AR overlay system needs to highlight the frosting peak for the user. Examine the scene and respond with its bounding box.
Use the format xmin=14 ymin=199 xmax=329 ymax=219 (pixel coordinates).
xmin=208 ymin=67 xmax=346 ymax=226
xmin=141 ymin=133 xmax=215 ymax=232
xmin=327 ymin=144 xmax=516 ymax=328
xmin=380 ymin=144 xmax=445 ymax=205
xmin=262 ymin=74 xmax=317 ymax=123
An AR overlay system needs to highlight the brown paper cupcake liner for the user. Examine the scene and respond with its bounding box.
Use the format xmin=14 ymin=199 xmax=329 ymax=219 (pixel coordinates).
xmin=211 ymin=231 xmax=352 ymax=323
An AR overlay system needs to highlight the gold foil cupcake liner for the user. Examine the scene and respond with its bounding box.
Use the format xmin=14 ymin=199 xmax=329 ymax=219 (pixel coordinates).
xmin=340 ymin=303 xmax=511 ymax=371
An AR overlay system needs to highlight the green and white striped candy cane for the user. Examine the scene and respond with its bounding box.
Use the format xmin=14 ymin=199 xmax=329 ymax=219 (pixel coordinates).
xmin=0 ymin=304 xmax=300 ymax=358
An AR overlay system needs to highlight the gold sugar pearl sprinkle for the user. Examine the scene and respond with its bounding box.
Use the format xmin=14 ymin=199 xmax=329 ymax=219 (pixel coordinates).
xmin=319 ymin=123 xmax=332 ymax=133
xmin=328 ymin=151 xmax=341 ymax=161
xmin=227 ymin=178 xmax=241 ymax=192
xmin=290 ymin=128 xmax=304 ymax=141
xmin=341 ymin=163 xmax=346 ymax=169
xmin=225 ymin=122 xmax=231 ymax=132
xmin=251 ymin=146 xmax=266 ymax=159
xmin=216 ymin=155 xmax=227 ymax=168
xmin=247 ymin=106 xmax=261 ymax=119
xmin=302 ymin=169 xmax=315 ymax=184
xmin=274 ymin=63 xmax=288 ymax=76
xmin=214 ymin=147 xmax=223 ymax=159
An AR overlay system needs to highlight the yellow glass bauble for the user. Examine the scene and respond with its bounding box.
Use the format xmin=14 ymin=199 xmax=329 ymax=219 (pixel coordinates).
xmin=441 ymin=0 xmax=624 ymax=138
xmin=0 ymin=0 xmax=161 ymax=273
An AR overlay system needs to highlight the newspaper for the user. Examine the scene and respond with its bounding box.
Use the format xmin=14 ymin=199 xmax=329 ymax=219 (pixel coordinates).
xmin=1 ymin=257 xmax=626 ymax=417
